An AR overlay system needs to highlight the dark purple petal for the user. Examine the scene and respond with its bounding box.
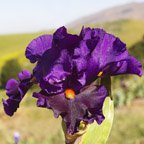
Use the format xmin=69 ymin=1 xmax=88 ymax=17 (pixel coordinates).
xmin=86 ymin=109 xmax=105 ymax=125
xmin=43 ymin=50 xmax=72 ymax=82
xmin=33 ymin=92 xmax=69 ymax=117
xmin=39 ymin=80 xmax=66 ymax=95
xmin=105 ymin=56 xmax=143 ymax=76
xmin=80 ymin=27 xmax=92 ymax=40
xmin=67 ymin=73 xmax=86 ymax=93
xmin=2 ymin=98 xmax=20 ymax=116
xmin=33 ymin=92 xmax=50 ymax=108
xmin=34 ymin=49 xmax=72 ymax=94
xmin=92 ymin=35 xmax=128 ymax=68
xmin=18 ymin=70 xmax=32 ymax=81
xmin=64 ymin=100 xmax=87 ymax=134
xmin=76 ymin=85 xmax=107 ymax=124
xmin=53 ymin=26 xmax=80 ymax=51
xmin=73 ymin=41 xmax=91 ymax=58
xmin=26 ymin=35 xmax=53 ymax=63
xmin=3 ymin=78 xmax=33 ymax=116
xmin=33 ymin=85 xmax=107 ymax=134
xmin=81 ymin=27 xmax=128 ymax=66
xmin=73 ymin=57 xmax=87 ymax=73
xmin=6 ymin=79 xmax=19 ymax=96
xmin=77 ymin=85 xmax=107 ymax=110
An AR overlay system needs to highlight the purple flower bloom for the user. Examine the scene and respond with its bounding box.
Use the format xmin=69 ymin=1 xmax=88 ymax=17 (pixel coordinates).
xmin=2 ymin=26 xmax=142 ymax=135
xmin=3 ymin=70 xmax=33 ymax=116
xmin=25 ymin=27 xmax=142 ymax=95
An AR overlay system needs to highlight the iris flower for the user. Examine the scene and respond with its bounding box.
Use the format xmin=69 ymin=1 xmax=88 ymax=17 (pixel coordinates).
xmin=3 ymin=27 xmax=142 ymax=134
xmin=3 ymin=70 xmax=32 ymax=116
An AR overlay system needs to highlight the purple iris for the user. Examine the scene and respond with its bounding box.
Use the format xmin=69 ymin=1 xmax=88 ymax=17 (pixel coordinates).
xmin=3 ymin=26 xmax=142 ymax=134
xmin=3 ymin=70 xmax=32 ymax=116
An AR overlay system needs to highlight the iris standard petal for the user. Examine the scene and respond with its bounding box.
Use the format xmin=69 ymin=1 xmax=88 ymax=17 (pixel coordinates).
xmin=26 ymin=35 xmax=53 ymax=63
xmin=53 ymin=26 xmax=80 ymax=51
xmin=92 ymin=35 xmax=128 ymax=69
xmin=73 ymin=27 xmax=142 ymax=86
xmin=80 ymin=27 xmax=129 ymax=69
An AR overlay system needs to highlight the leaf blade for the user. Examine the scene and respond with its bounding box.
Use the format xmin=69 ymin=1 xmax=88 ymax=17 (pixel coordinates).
xmin=79 ymin=97 xmax=114 ymax=144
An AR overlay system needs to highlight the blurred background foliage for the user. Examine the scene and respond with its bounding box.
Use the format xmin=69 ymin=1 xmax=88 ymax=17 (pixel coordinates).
xmin=0 ymin=4 xmax=144 ymax=144
xmin=0 ymin=59 xmax=22 ymax=88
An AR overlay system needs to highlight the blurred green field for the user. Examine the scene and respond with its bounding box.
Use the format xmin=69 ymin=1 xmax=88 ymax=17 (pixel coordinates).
xmin=0 ymin=19 xmax=144 ymax=144
xmin=108 ymin=99 xmax=144 ymax=144
xmin=0 ymin=31 xmax=54 ymax=69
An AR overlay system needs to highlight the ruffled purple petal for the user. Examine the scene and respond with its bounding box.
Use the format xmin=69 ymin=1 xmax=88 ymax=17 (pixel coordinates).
xmin=80 ymin=27 xmax=93 ymax=40
xmin=53 ymin=26 xmax=80 ymax=51
xmin=105 ymin=56 xmax=143 ymax=76
xmin=73 ymin=27 xmax=142 ymax=85
xmin=33 ymin=85 xmax=107 ymax=134
xmin=76 ymin=85 xmax=107 ymax=124
xmin=92 ymin=35 xmax=128 ymax=68
xmin=6 ymin=79 xmax=19 ymax=96
xmin=26 ymin=35 xmax=53 ymax=63
xmin=33 ymin=49 xmax=72 ymax=94
xmin=2 ymin=98 xmax=20 ymax=116
xmin=33 ymin=92 xmax=69 ymax=117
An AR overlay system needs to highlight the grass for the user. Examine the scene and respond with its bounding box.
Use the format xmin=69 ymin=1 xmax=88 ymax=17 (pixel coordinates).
xmin=108 ymin=99 xmax=144 ymax=144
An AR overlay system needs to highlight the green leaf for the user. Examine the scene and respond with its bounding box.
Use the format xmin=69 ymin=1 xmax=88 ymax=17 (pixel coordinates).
xmin=79 ymin=97 xmax=114 ymax=144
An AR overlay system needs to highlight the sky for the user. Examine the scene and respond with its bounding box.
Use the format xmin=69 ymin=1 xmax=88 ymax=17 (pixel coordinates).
xmin=0 ymin=0 xmax=143 ymax=34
